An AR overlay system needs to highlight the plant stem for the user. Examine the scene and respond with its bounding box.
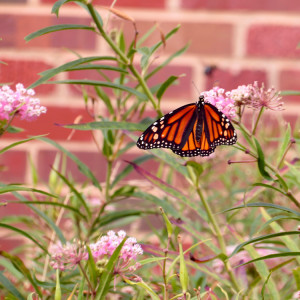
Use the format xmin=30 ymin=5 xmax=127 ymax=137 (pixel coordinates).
xmin=105 ymin=160 xmax=112 ymax=203
xmin=78 ymin=262 xmax=95 ymax=298
xmin=87 ymin=3 xmax=160 ymax=115
xmin=252 ymin=107 xmax=264 ymax=136
xmin=196 ymin=187 xmax=241 ymax=293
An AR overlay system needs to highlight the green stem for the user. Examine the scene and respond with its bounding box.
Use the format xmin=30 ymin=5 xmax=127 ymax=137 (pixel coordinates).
xmin=105 ymin=160 xmax=112 ymax=203
xmin=78 ymin=262 xmax=95 ymax=298
xmin=87 ymin=3 xmax=161 ymax=116
xmin=252 ymin=107 xmax=264 ymax=136
xmin=196 ymin=187 xmax=241 ymax=293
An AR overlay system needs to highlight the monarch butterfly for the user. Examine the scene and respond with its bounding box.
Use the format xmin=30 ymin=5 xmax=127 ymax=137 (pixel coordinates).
xmin=136 ymin=96 xmax=237 ymax=157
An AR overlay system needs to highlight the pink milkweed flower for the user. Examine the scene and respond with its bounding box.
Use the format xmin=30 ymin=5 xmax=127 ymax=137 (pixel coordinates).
xmin=230 ymin=81 xmax=284 ymax=111
xmin=201 ymin=87 xmax=237 ymax=120
xmin=49 ymin=240 xmax=88 ymax=271
xmin=0 ymin=83 xmax=46 ymax=121
xmin=90 ymin=230 xmax=143 ymax=275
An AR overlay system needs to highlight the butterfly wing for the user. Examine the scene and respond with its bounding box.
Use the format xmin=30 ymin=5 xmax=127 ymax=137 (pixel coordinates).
xmin=200 ymin=101 xmax=237 ymax=148
xmin=172 ymin=100 xmax=237 ymax=157
xmin=136 ymin=103 xmax=198 ymax=151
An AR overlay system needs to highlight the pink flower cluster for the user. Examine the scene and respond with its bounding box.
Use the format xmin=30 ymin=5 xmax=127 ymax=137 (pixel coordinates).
xmin=49 ymin=240 xmax=88 ymax=271
xmin=0 ymin=83 xmax=46 ymax=121
xmin=230 ymin=81 xmax=283 ymax=111
xmin=49 ymin=230 xmax=143 ymax=273
xmin=201 ymin=87 xmax=236 ymax=120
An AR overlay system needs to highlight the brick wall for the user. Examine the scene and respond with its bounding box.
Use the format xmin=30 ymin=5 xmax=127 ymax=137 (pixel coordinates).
xmin=0 ymin=0 xmax=299 ymax=184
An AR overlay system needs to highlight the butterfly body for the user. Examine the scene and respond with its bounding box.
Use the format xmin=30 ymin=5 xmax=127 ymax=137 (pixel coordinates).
xmin=137 ymin=96 xmax=237 ymax=157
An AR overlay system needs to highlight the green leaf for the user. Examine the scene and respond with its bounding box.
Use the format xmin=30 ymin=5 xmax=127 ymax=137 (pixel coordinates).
xmin=52 ymin=0 xmax=76 ymax=17
xmin=62 ymin=121 xmax=145 ymax=131
xmin=13 ymin=200 xmax=87 ymax=220
xmin=52 ymin=168 xmax=91 ymax=219
xmin=13 ymin=191 xmax=66 ymax=243
xmin=145 ymin=43 xmax=189 ymax=81
xmin=293 ymin=266 xmax=300 ymax=290
xmin=86 ymin=245 xmax=97 ymax=288
xmin=0 ymin=134 xmax=48 ymax=155
xmin=25 ymin=24 xmax=95 ymax=42
xmin=277 ymin=123 xmax=291 ymax=168
xmin=65 ymin=64 xmax=129 ymax=73
xmin=178 ymin=238 xmax=189 ymax=293
xmin=39 ymin=137 xmax=102 ymax=191
xmin=6 ymin=125 xmax=24 ymax=133
xmin=49 ymin=80 xmax=148 ymax=100
xmin=220 ymin=202 xmax=300 ymax=217
xmin=0 ymin=224 xmax=48 ymax=253
xmin=257 ymin=215 xmax=300 ymax=234
xmin=0 ymin=271 xmax=25 ymax=300
xmin=111 ymin=185 xmax=136 ymax=199
xmin=156 ymin=75 xmax=178 ymax=101
xmin=0 ymin=185 xmax=57 ymax=198
xmin=122 ymin=277 xmax=160 ymax=300
xmin=111 ymin=155 xmax=154 ymax=188
xmin=0 ymin=251 xmax=42 ymax=297
xmin=254 ymin=137 xmax=273 ymax=180
xmin=95 ymin=238 xmax=126 ymax=300
xmin=161 ymin=208 xmax=173 ymax=237
xmin=230 ymin=231 xmax=300 ymax=257
xmin=236 ymin=252 xmax=300 ymax=267
xmin=28 ymin=56 xmax=116 ymax=89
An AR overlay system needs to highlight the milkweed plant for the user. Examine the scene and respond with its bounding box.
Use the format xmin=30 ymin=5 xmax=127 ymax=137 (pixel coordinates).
xmin=0 ymin=0 xmax=299 ymax=299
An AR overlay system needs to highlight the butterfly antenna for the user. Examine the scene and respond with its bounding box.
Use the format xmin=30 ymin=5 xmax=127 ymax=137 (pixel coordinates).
xmin=192 ymin=81 xmax=200 ymax=95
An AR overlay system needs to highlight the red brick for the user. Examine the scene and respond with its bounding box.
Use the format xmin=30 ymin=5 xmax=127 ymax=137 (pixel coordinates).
xmin=0 ymin=59 xmax=55 ymax=95
xmin=113 ymin=20 xmax=233 ymax=56
xmin=0 ymin=150 xmax=27 ymax=183
xmin=247 ymin=26 xmax=300 ymax=58
xmin=0 ymin=238 xmax=24 ymax=253
xmin=51 ymin=17 xmax=97 ymax=50
xmin=181 ymin=0 xmax=300 ymax=11
xmin=0 ymin=15 xmax=17 ymax=47
xmin=38 ymin=150 xmax=107 ymax=182
xmin=279 ymin=70 xmax=300 ymax=104
xmin=5 ymin=105 xmax=94 ymax=141
xmin=41 ymin=0 xmax=165 ymax=8
xmin=205 ymin=68 xmax=267 ymax=90
xmin=0 ymin=14 xmax=96 ymax=51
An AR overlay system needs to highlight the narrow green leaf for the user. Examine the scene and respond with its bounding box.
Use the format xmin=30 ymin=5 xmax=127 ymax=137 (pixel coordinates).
xmin=28 ymin=56 xmax=116 ymax=89
xmin=139 ymin=257 xmax=167 ymax=265
xmin=95 ymin=238 xmax=126 ymax=300
xmin=62 ymin=121 xmax=145 ymax=131
xmin=293 ymin=266 xmax=300 ymax=290
xmin=160 ymin=208 xmax=173 ymax=237
xmin=0 ymin=225 xmax=48 ymax=253
xmin=253 ymin=182 xmax=287 ymax=196
xmin=230 ymin=231 xmax=300 ymax=257
xmin=261 ymin=271 xmax=272 ymax=300
xmin=145 ymin=44 xmax=189 ymax=81
xmin=52 ymin=0 xmax=75 ymax=17
xmin=277 ymin=123 xmax=291 ymax=168
xmin=94 ymin=86 xmax=114 ymax=115
xmin=254 ymin=138 xmax=273 ymax=180
xmin=39 ymin=137 xmax=102 ymax=191
xmin=178 ymin=236 xmax=189 ymax=293
xmin=0 ymin=185 xmax=57 ymax=198
xmin=13 ymin=191 xmax=66 ymax=243
xmin=0 ymin=134 xmax=48 ymax=155
xmin=220 ymin=202 xmax=300 ymax=217
xmin=0 ymin=271 xmax=25 ymax=300
xmin=25 ymin=24 xmax=95 ymax=42
xmin=257 ymin=215 xmax=300 ymax=234
xmin=52 ymin=168 xmax=91 ymax=219
xmin=55 ymin=269 xmax=61 ymax=300
xmin=49 ymin=80 xmax=148 ymax=100
xmin=122 ymin=277 xmax=160 ymax=300
xmin=13 ymin=200 xmax=87 ymax=220
xmin=6 ymin=125 xmax=24 ymax=133
xmin=27 ymin=292 xmax=36 ymax=300
xmin=156 ymin=75 xmax=178 ymax=101
xmin=65 ymin=64 xmax=128 ymax=73
xmin=111 ymin=155 xmax=154 ymax=188
xmin=86 ymin=245 xmax=97 ymax=288
xmin=0 ymin=251 xmax=42 ymax=297
xmin=236 ymin=252 xmax=300 ymax=267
